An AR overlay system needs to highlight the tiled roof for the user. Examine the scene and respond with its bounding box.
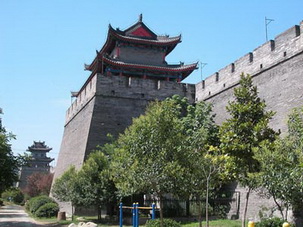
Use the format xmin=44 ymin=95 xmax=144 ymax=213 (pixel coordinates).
xmin=79 ymin=17 xmax=197 ymax=94
xmin=102 ymin=56 xmax=198 ymax=73
xmin=85 ymin=22 xmax=181 ymax=72
xmin=27 ymin=141 xmax=52 ymax=152
xmin=109 ymin=25 xmax=181 ymax=46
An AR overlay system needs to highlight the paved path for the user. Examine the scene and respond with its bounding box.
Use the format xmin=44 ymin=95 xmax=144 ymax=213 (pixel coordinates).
xmin=0 ymin=205 xmax=58 ymax=227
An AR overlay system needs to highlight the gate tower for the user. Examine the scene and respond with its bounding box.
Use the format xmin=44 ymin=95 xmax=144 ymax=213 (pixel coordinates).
xmin=52 ymin=15 xmax=197 ymax=208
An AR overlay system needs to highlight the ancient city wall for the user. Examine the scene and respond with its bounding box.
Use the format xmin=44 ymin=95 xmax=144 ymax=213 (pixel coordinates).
xmin=55 ymin=20 xmax=303 ymax=219
xmin=66 ymin=74 xmax=195 ymax=126
xmin=55 ymin=73 xmax=195 ymax=183
xmin=196 ymin=21 xmax=303 ymax=133
xmin=65 ymin=74 xmax=97 ymax=125
xmin=86 ymin=74 xmax=195 ymax=155
xmin=195 ymin=21 xmax=303 ymax=221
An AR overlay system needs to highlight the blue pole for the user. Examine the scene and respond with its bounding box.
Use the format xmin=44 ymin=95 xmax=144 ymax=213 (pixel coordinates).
xmin=132 ymin=203 xmax=136 ymax=227
xmin=152 ymin=203 xmax=155 ymax=219
xmin=119 ymin=202 xmax=123 ymax=227
xmin=136 ymin=203 xmax=139 ymax=227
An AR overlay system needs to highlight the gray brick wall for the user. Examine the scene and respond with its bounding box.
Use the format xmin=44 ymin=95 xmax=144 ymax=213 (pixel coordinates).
xmin=53 ymin=21 xmax=303 ymax=220
xmin=52 ymin=74 xmax=195 ymax=214
xmin=195 ymin=21 xmax=303 ymax=221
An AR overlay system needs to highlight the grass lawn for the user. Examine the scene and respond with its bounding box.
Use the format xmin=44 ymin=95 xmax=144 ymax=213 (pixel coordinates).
xmin=90 ymin=219 xmax=242 ymax=227
xmin=32 ymin=215 xmax=242 ymax=227
xmin=181 ymin=219 xmax=241 ymax=227
xmin=72 ymin=219 xmax=242 ymax=227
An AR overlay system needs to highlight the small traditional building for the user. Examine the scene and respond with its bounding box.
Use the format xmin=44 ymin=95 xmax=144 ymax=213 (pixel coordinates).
xmin=17 ymin=141 xmax=54 ymax=190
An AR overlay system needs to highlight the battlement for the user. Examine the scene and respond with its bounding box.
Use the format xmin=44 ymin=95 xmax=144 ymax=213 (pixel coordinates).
xmin=65 ymin=74 xmax=98 ymax=125
xmin=196 ymin=21 xmax=303 ymax=101
xmin=65 ymin=74 xmax=195 ymax=124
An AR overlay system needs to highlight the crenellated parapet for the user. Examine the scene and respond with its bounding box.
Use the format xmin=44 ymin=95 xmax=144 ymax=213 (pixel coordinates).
xmin=196 ymin=21 xmax=303 ymax=101
xmin=65 ymin=74 xmax=98 ymax=125
xmin=65 ymin=74 xmax=195 ymax=125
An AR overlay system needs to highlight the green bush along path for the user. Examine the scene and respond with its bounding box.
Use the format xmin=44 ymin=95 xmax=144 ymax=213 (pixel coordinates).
xmin=0 ymin=204 xmax=57 ymax=227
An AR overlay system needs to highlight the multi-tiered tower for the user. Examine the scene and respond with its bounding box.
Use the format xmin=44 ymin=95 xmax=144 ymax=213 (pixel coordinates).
xmin=18 ymin=141 xmax=54 ymax=189
xmin=84 ymin=14 xmax=197 ymax=82
xmin=53 ymin=16 xmax=197 ymax=200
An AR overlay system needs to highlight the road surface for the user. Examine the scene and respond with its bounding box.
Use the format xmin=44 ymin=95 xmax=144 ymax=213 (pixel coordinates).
xmin=0 ymin=205 xmax=58 ymax=227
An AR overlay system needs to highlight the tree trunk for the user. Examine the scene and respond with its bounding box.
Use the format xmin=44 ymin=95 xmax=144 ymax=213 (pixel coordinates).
xmin=186 ymin=199 xmax=190 ymax=217
xmin=159 ymin=194 xmax=164 ymax=227
xmin=71 ymin=203 xmax=74 ymax=221
xmin=285 ymin=205 xmax=289 ymax=221
xmin=272 ymin=194 xmax=284 ymax=220
xmin=293 ymin=204 xmax=303 ymax=227
xmin=97 ymin=205 xmax=102 ymax=221
xmin=206 ymin=177 xmax=210 ymax=227
xmin=197 ymin=195 xmax=202 ymax=227
xmin=241 ymin=187 xmax=251 ymax=227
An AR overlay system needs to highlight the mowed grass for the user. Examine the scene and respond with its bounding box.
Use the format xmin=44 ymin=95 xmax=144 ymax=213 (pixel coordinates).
xmin=92 ymin=219 xmax=242 ymax=227
xmin=32 ymin=215 xmax=242 ymax=227
xmin=181 ymin=219 xmax=241 ymax=227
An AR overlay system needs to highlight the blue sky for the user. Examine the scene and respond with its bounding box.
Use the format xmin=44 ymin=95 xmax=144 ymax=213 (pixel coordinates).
xmin=1 ymin=0 xmax=302 ymax=166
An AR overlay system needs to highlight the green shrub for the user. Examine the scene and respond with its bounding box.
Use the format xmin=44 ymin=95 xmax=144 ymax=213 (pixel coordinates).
xmin=27 ymin=195 xmax=57 ymax=214
xmin=255 ymin=217 xmax=287 ymax=227
xmin=35 ymin=202 xmax=59 ymax=218
xmin=25 ymin=199 xmax=32 ymax=212
xmin=146 ymin=218 xmax=181 ymax=227
xmin=1 ymin=188 xmax=24 ymax=205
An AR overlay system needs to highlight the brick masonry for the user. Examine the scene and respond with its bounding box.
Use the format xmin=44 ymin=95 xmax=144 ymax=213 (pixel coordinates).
xmin=53 ymin=21 xmax=303 ymax=220
xmin=196 ymin=21 xmax=303 ymax=220
xmin=52 ymin=74 xmax=195 ymax=214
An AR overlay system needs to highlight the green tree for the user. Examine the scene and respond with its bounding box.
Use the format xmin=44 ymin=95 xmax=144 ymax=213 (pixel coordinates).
xmin=255 ymin=140 xmax=292 ymax=221
xmin=111 ymin=96 xmax=189 ymax=223
xmin=219 ymin=74 xmax=277 ymax=227
xmin=77 ymin=149 xmax=117 ymax=221
xmin=51 ymin=166 xmax=80 ymax=220
xmin=0 ymin=115 xmax=22 ymax=194
xmin=1 ymin=187 xmax=24 ymax=204
xmin=182 ymin=101 xmax=225 ymax=227
xmin=256 ymin=106 xmax=303 ymax=226
xmin=189 ymin=147 xmax=227 ymax=227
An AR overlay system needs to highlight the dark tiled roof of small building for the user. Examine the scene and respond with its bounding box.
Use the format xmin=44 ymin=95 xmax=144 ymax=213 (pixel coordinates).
xmin=27 ymin=141 xmax=52 ymax=152
xmin=102 ymin=56 xmax=198 ymax=74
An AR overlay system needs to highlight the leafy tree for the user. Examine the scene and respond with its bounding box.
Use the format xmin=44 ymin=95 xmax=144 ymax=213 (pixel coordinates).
xmin=190 ymin=147 xmax=227 ymax=227
xmin=288 ymin=106 xmax=303 ymax=148
xmin=51 ymin=166 xmax=80 ymax=220
xmin=1 ymin=187 xmax=24 ymax=204
xmin=111 ymin=96 xmax=189 ymax=223
xmin=77 ymin=149 xmax=117 ymax=221
xmin=219 ymin=74 xmax=277 ymax=227
xmin=256 ymin=106 xmax=303 ymax=226
xmin=255 ymin=140 xmax=292 ymax=221
xmin=23 ymin=172 xmax=53 ymax=197
xmin=0 ymin=115 xmax=25 ymax=194
xmin=182 ymin=101 xmax=225 ymax=227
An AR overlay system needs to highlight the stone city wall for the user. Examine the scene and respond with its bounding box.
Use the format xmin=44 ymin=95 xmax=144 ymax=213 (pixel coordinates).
xmin=196 ymin=21 xmax=303 ymax=133
xmin=195 ymin=21 xmax=303 ymax=221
